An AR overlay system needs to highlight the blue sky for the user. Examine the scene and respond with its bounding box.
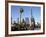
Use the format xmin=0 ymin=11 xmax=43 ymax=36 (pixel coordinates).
xmin=11 ymin=6 xmax=41 ymax=23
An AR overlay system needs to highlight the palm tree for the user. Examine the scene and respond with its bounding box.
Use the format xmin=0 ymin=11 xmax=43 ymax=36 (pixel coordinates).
xmin=20 ymin=8 xmax=24 ymax=24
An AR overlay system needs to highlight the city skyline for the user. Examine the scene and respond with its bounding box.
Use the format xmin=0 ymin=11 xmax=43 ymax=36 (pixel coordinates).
xmin=11 ymin=6 xmax=41 ymax=24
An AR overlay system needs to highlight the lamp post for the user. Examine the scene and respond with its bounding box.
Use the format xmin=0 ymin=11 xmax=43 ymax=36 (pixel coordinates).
xmin=20 ymin=8 xmax=24 ymax=24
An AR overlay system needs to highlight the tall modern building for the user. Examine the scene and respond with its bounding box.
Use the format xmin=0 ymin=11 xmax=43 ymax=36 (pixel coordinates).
xmin=17 ymin=18 xmax=19 ymax=24
xmin=11 ymin=17 xmax=12 ymax=24
xmin=30 ymin=8 xmax=35 ymax=30
xmin=25 ymin=17 xmax=29 ymax=24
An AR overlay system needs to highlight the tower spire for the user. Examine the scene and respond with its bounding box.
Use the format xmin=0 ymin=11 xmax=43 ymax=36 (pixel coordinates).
xmin=31 ymin=8 xmax=32 ymax=18
xmin=30 ymin=7 xmax=32 ymax=20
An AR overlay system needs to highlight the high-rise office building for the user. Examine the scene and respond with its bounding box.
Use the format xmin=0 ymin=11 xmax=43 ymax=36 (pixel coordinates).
xmin=30 ymin=8 xmax=35 ymax=30
xmin=25 ymin=17 xmax=29 ymax=24
xmin=17 ymin=18 xmax=19 ymax=24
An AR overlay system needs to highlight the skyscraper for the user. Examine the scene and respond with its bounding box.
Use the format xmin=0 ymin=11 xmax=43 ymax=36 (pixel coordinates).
xmin=25 ymin=17 xmax=29 ymax=24
xmin=17 ymin=18 xmax=19 ymax=24
xmin=30 ymin=8 xmax=35 ymax=30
